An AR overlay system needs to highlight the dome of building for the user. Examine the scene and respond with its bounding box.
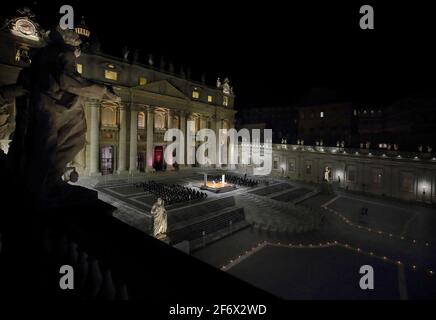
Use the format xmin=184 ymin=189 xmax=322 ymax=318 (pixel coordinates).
xmin=74 ymin=16 xmax=91 ymax=38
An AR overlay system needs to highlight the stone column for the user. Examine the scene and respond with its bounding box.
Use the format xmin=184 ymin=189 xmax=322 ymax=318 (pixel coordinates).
xmin=179 ymin=111 xmax=186 ymax=166
xmin=215 ymin=117 xmax=222 ymax=167
xmin=89 ymin=100 xmax=101 ymax=176
xmin=117 ymin=105 xmax=127 ymax=174
xmin=129 ymin=108 xmax=138 ymax=173
xmin=146 ymin=106 xmax=154 ymax=172
xmin=199 ymin=116 xmax=206 ymax=130
xmin=167 ymin=109 xmax=172 ymax=129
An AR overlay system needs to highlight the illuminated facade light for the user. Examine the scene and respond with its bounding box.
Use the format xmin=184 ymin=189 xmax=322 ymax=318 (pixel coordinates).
xmin=105 ymin=69 xmax=118 ymax=81
xmin=192 ymin=90 xmax=199 ymax=99
xmin=139 ymin=77 xmax=147 ymax=85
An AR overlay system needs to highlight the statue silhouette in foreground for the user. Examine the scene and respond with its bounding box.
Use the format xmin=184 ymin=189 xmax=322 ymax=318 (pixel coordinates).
xmin=0 ymin=26 xmax=120 ymax=206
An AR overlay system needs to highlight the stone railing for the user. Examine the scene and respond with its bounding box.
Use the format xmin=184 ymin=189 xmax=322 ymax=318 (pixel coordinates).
xmin=274 ymin=144 xmax=436 ymax=162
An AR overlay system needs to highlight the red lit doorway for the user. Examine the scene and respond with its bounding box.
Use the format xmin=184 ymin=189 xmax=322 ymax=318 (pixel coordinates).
xmin=153 ymin=146 xmax=164 ymax=171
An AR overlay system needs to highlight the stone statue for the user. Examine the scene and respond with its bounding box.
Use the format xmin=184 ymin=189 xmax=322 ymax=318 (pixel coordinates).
xmin=216 ymin=77 xmax=221 ymax=88
xmin=151 ymin=198 xmax=168 ymax=240
xmin=1 ymin=25 xmax=120 ymax=196
xmin=222 ymin=77 xmax=230 ymax=94
xmin=122 ymin=46 xmax=130 ymax=61
xmin=324 ymin=167 xmax=331 ymax=181
xmin=148 ymin=53 xmax=154 ymax=66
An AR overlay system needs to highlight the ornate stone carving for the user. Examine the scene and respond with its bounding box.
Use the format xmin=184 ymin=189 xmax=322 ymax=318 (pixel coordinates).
xmin=2 ymin=25 xmax=120 ymax=194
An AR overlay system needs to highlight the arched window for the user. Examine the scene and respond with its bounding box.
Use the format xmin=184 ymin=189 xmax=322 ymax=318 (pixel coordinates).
xmin=138 ymin=112 xmax=145 ymax=129
xmin=154 ymin=112 xmax=165 ymax=129
xmin=101 ymin=106 xmax=116 ymax=127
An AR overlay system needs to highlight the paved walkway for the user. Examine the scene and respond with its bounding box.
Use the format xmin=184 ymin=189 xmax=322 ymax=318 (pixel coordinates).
xmin=78 ymin=171 xmax=436 ymax=299
xmin=193 ymin=190 xmax=436 ymax=299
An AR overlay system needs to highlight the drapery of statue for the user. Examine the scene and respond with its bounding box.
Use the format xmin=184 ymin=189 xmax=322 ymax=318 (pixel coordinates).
xmin=0 ymin=26 xmax=120 ymax=198
xmin=151 ymin=198 xmax=168 ymax=240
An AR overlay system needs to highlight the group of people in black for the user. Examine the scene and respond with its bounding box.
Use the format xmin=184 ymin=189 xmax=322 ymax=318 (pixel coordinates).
xmin=135 ymin=180 xmax=207 ymax=205
xmin=209 ymin=174 xmax=259 ymax=187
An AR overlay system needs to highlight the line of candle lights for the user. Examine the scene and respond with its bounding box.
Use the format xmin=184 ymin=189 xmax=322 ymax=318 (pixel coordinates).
xmin=321 ymin=206 xmax=431 ymax=248
xmin=221 ymin=240 xmax=434 ymax=278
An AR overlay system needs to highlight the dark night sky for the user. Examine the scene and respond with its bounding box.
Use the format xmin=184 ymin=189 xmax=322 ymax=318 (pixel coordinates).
xmin=3 ymin=1 xmax=436 ymax=109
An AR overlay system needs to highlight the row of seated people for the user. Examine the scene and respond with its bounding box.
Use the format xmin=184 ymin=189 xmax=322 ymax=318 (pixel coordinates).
xmin=209 ymin=174 xmax=259 ymax=187
xmin=135 ymin=181 xmax=207 ymax=205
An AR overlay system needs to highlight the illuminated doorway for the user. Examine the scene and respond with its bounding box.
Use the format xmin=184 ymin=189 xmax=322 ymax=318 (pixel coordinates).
xmin=100 ymin=146 xmax=114 ymax=175
xmin=153 ymin=146 xmax=164 ymax=171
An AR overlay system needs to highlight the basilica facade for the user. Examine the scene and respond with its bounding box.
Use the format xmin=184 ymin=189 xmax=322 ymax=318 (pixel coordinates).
xmin=0 ymin=10 xmax=236 ymax=176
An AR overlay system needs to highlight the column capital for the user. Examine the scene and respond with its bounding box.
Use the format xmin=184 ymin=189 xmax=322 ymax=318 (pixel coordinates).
xmin=129 ymin=103 xmax=143 ymax=112
xmin=146 ymin=105 xmax=155 ymax=113
xmin=86 ymin=99 xmax=101 ymax=107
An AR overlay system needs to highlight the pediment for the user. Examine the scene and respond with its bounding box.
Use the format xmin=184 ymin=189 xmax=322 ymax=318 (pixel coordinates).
xmin=137 ymin=80 xmax=188 ymax=100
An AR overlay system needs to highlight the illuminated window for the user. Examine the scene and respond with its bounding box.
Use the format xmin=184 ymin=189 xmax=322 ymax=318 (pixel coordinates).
xmin=77 ymin=63 xmax=83 ymax=74
xmin=273 ymin=158 xmax=279 ymax=170
xmin=223 ymin=95 xmax=229 ymax=106
xmin=154 ymin=112 xmax=166 ymax=129
xmin=137 ymin=112 xmax=145 ymax=129
xmin=105 ymin=70 xmax=118 ymax=81
xmin=320 ymin=111 xmax=324 ymax=118
xmin=101 ymin=107 xmax=116 ymax=127
xmin=139 ymin=77 xmax=147 ymax=86
xmin=192 ymin=90 xmax=200 ymax=99
xmin=288 ymin=160 xmax=296 ymax=172
xmin=208 ymin=95 xmax=213 ymax=103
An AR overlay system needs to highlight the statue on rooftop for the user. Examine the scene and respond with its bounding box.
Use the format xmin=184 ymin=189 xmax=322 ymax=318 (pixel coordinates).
xmin=122 ymin=46 xmax=129 ymax=61
xmin=222 ymin=77 xmax=231 ymax=94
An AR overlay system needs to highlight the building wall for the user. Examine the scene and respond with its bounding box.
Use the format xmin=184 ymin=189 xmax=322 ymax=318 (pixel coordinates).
xmin=238 ymin=144 xmax=436 ymax=204
xmin=297 ymin=102 xmax=356 ymax=146
xmin=0 ymin=12 xmax=237 ymax=175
